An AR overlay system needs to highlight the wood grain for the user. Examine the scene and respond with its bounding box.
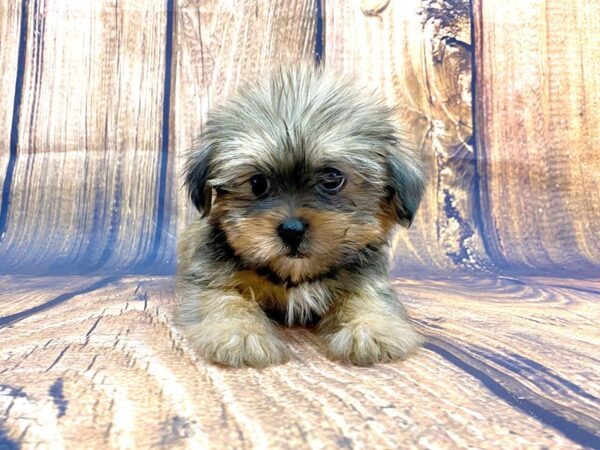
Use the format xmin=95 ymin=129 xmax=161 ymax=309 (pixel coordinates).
xmin=473 ymin=0 xmax=600 ymax=274
xmin=0 ymin=0 xmax=26 ymax=237
xmin=0 ymin=1 xmax=22 ymax=153
xmin=1 ymin=274 xmax=598 ymax=449
xmin=172 ymin=0 xmax=317 ymax=230
xmin=0 ymin=275 xmax=108 ymax=319
xmin=324 ymin=0 xmax=491 ymax=273
xmin=395 ymin=276 xmax=600 ymax=421
xmin=0 ymin=0 xmax=175 ymax=274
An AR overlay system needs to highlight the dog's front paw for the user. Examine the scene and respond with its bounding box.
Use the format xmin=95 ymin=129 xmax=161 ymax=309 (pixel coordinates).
xmin=320 ymin=314 xmax=423 ymax=366
xmin=188 ymin=320 xmax=290 ymax=368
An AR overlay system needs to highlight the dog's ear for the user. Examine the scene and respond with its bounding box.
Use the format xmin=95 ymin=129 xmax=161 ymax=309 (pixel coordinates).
xmin=385 ymin=151 xmax=426 ymax=227
xmin=184 ymin=143 xmax=213 ymax=217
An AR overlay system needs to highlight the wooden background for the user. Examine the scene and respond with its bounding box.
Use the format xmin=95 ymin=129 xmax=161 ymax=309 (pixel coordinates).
xmin=1 ymin=0 xmax=599 ymax=448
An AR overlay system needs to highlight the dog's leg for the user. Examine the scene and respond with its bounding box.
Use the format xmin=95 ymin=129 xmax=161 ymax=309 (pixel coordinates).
xmin=318 ymin=278 xmax=423 ymax=365
xmin=176 ymin=287 xmax=289 ymax=368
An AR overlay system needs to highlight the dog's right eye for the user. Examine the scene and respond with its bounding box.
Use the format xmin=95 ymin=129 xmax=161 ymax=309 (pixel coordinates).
xmin=250 ymin=174 xmax=271 ymax=198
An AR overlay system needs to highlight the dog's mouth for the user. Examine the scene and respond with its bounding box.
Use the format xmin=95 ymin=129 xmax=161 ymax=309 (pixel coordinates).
xmin=280 ymin=241 xmax=310 ymax=259
xmin=286 ymin=249 xmax=309 ymax=259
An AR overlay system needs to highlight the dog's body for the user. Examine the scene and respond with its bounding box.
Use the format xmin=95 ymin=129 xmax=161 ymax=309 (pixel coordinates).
xmin=176 ymin=65 xmax=426 ymax=367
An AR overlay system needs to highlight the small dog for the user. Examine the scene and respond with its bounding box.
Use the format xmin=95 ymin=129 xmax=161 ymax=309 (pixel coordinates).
xmin=176 ymin=65 xmax=426 ymax=367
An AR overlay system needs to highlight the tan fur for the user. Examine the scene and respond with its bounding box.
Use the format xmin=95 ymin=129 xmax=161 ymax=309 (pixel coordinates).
xmin=176 ymin=220 xmax=423 ymax=367
xmin=176 ymin=287 xmax=290 ymax=368
xmin=222 ymin=206 xmax=385 ymax=284
xmin=176 ymin=65 xmax=426 ymax=367
xmin=317 ymin=279 xmax=424 ymax=365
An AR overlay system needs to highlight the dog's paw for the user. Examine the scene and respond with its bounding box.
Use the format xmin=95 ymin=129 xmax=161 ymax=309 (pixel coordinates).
xmin=188 ymin=320 xmax=290 ymax=368
xmin=320 ymin=315 xmax=423 ymax=366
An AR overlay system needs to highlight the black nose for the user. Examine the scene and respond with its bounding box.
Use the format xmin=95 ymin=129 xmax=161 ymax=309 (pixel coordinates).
xmin=277 ymin=218 xmax=308 ymax=247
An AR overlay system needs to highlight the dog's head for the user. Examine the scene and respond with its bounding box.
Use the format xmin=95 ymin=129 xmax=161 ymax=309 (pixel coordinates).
xmin=185 ymin=65 xmax=426 ymax=283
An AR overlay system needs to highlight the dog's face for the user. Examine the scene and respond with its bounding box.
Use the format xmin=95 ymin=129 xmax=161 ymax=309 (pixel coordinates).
xmin=185 ymin=66 xmax=425 ymax=283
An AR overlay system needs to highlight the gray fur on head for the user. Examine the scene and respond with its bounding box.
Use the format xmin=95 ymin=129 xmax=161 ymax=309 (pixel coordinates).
xmin=184 ymin=63 xmax=426 ymax=226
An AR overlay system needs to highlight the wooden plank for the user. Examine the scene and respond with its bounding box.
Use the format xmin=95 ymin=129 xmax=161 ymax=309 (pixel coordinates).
xmin=0 ymin=275 xmax=108 ymax=318
xmin=0 ymin=1 xmax=26 ymax=235
xmin=173 ymin=0 xmax=318 ymax=229
xmin=396 ymin=276 xmax=600 ymax=419
xmin=0 ymin=0 xmax=174 ymax=274
xmin=0 ymin=152 xmax=176 ymax=274
xmin=1 ymin=274 xmax=599 ymax=448
xmin=473 ymin=0 xmax=600 ymax=273
xmin=0 ymin=1 xmax=23 ymax=154
xmin=324 ymin=0 xmax=491 ymax=272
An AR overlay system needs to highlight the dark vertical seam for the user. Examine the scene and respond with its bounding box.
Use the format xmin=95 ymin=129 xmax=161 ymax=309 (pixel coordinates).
xmin=314 ymin=0 xmax=323 ymax=65
xmin=0 ymin=0 xmax=29 ymax=242
xmin=469 ymin=0 xmax=499 ymax=270
xmin=148 ymin=0 xmax=175 ymax=273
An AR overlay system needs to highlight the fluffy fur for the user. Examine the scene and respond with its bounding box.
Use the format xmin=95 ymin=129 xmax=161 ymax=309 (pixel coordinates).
xmin=176 ymin=64 xmax=426 ymax=368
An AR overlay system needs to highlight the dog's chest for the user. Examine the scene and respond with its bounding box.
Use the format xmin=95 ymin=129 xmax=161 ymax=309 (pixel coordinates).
xmin=232 ymin=271 xmax=333 ymax=325
xmin=285 ymin=281 xmax=332 ymax=325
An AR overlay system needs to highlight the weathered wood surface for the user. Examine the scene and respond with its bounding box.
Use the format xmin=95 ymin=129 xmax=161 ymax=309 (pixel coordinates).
xmin=1 ymin=275 xmax=599 ymax=449
xmin=325 ymin=0 xmax=490 ymax=272
xmin=1 ymin=0 xmax=600 ymax=448
xmin=473 ymin=0 xmax=600 ymax=275
xmin=0 ymin=2 xmax=22 ymax=155
xmin=0 ymin=0 xmax=175 ymax=275
xmin=0 ymin=0 xmax=25 ymax=242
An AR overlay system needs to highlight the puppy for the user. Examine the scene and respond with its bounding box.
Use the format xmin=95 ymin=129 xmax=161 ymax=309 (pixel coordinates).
xmin=176 ymin=65 xmax=426 ymax=368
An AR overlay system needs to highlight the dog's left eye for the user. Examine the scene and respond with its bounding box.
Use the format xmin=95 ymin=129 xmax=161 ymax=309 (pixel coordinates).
xmin=317 ymin=168 xmax=346 ymax=194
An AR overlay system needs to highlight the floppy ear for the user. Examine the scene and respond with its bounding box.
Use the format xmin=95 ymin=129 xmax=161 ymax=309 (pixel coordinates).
xmin=386 ymin=151 xmax=426 ymax=227
xmin=184 ymin=143 xmax=213 ymax=217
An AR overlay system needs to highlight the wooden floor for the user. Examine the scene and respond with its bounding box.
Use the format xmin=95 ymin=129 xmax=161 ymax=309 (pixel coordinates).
xmin=1 ymin=273 xmax=599 ymax=449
